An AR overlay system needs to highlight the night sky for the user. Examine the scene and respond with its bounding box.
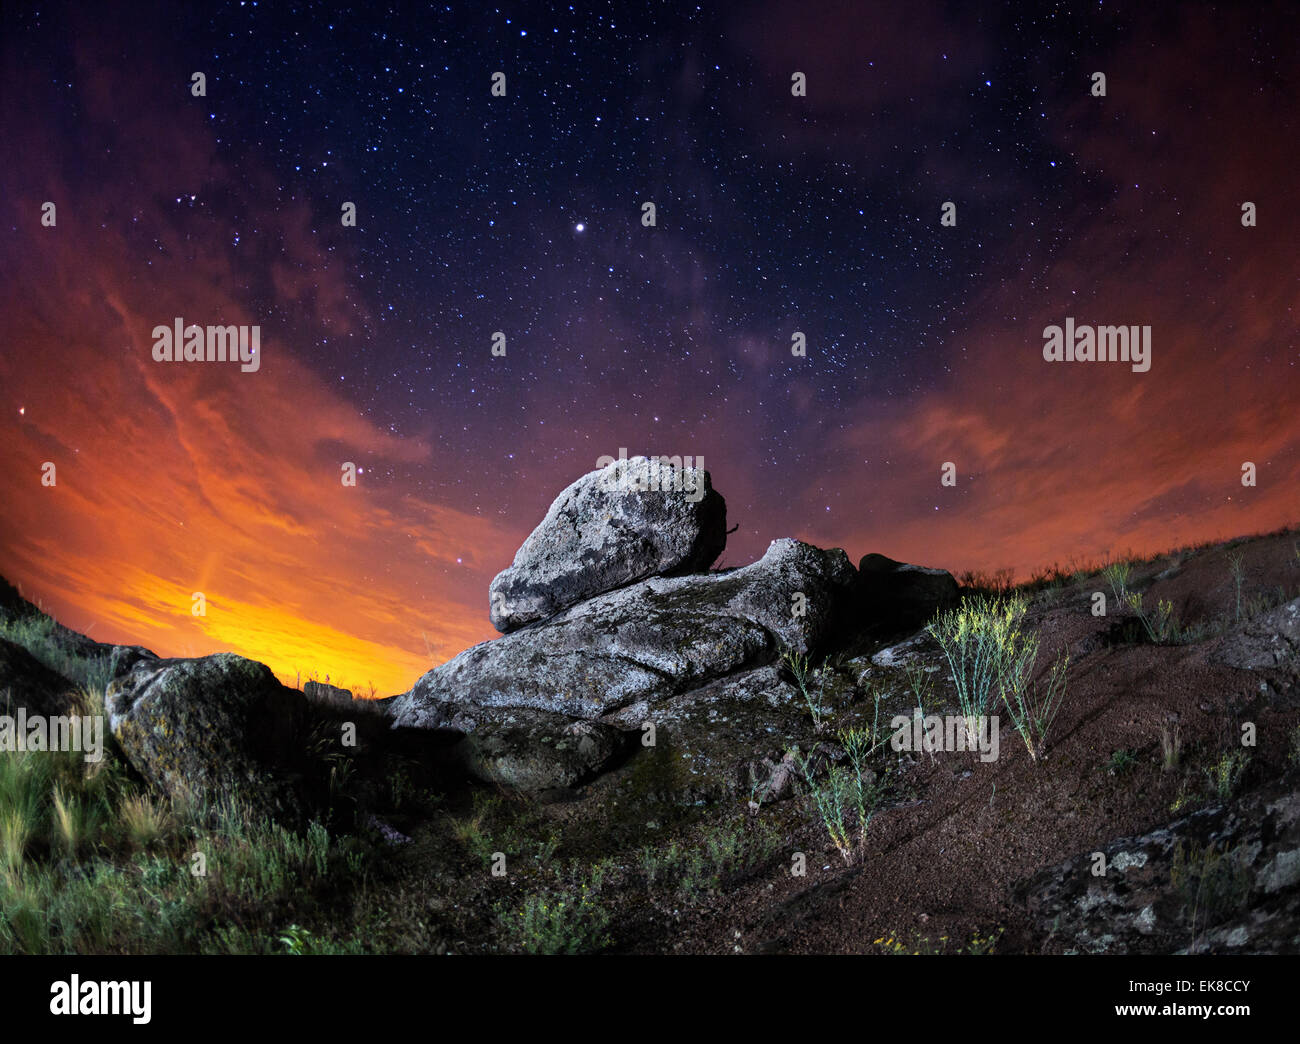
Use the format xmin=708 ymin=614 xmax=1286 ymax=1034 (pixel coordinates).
xmin=2 ymin=1 xmax=1296 ymax=695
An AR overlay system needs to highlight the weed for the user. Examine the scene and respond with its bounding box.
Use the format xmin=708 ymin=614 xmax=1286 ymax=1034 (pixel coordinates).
xmin=1226 ymin=550 xmax=1246 ymax=624
xmin=1170 ymin=840 xmax=1250 ymax=947
xmin=1102 ymin=562 xmax=1132 ymax=605
xmin=1160 ymin=722 xmax=1183 ymax=773
xmin=1125 ymin=592 xmax=1177 ymax=644
xmin=1107 ymin=749 xmax=1138 ymax=776
xmin=797 ymin=730 xmax=888 ymax=866
xmin=499 ymin=873 xmax=611 ymax=954
xmin=1000 ymin=647 xmax=1070 ymax=763
xmin=781 ymin=650 xmax=828 ymax=732
xmin=871 ymin=927 xmax=1003 ymax=954
xmin=927 ymin=592 xmax=1031 ymax=731
xmin=1203 ymin=750 xmax=1250 ymax=801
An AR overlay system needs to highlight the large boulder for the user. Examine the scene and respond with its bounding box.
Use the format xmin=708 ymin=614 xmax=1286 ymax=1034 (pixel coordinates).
xmin=857 ymin=553 xmax=959 ymax=630
xmin=1016 ymin=774 xmax=1300 ymax=954
xmin=106 ymin=653 xmax=314 ymax=824
xmin=393 ymin=538 xmax=858 ymax=726
xmin=488 ymin=455 xmax=727 ymax=632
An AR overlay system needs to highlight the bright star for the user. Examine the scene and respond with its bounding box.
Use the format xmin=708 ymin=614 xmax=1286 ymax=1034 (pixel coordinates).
xmin=575 ymin=223 xmax=584 ymax=232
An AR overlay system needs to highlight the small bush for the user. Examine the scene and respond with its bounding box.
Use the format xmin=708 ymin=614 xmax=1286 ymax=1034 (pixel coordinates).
xmin=1102 ymin=562 xmax=1132 ymax=604
xmin=499 ymin=875 xmax=610 ymax=954
xmin=797 ymin=729 xmax=888 ymax=866
xmin=1204 ymin=750 xmax=1250 ymax=801
xmin=927 ymin=592 xmax=1031 ymax=727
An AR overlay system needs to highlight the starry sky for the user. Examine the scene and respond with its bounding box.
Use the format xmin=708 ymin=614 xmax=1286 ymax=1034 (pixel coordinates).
xmin=1 ymin=1 xmax=1297 ymax=695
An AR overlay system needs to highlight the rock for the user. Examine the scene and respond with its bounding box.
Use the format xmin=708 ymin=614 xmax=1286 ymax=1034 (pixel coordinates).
xmin=857 ymin=553 xmax=959 ymax=630
xmin=304 ymin=679 xmax=354 ymax=706
xmin=393 ymin=538 xmax=858 ymax=726
xmin=489 ymin=455 xmax=727 ymax=632
xmin=1212 ymin=597 xmax=1300 ymax=672
xmin=600 ymin=665 xmax=808 ymax=803
xmin=1016 ymin=774 xmax=1300 ymax=954
xmin=869 ymin=631 xmax=937 ymax=669
xmin=106 ymin=653 xmax=313 ymax=824
xmin=0 ymin=637 xmax=81 ymax=717
xmin=443 ymin=706 xmax=625 ymax=792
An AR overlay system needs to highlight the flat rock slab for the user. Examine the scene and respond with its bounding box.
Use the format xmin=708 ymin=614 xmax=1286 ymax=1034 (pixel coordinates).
xmin=392 ymin=538 xmax=857 ymax=725
xmin=489 ymin=455 xmax=727 ymax=632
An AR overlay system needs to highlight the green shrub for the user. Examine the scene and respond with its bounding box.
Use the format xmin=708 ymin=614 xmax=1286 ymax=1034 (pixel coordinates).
xmin=928 ymin=592 xmax=1032 ymax=737
xmin=499 ymin=874 xmax=610 ymax=954
xmin=1204 ymin=750 xmax=1250 ymax=801
xmin=797 ymin=729 xmax=888 ymax=866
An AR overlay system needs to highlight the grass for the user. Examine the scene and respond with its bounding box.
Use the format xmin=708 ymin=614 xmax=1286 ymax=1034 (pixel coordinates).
xmin=796 ymin=729 xmax=888 ymax=866
xmin=1160 ymin=722 xmax=1183 ymax=773
xmin=927 ymin=592 xmax=1031 ymax=732
xmin=781 ymin=650 xmax=828 ymax=732
xmin=0 ymin=613 xmax=113 ymax=693
xmin=999 ymin=647 xmax=1070 ymax=763
xmin=1102 ymin=561 xmax=1132 ymax=605
xmin=927 ymin=591 xmax=1069 ymax=759
xmin=1226 ymin=550 xmax=1247 ymax=624
xmin=0 ymin=741 xmax=374 ymax=954
xmin=1124 ymin=592 xmax=1177 ymax=644
xmin=1170 ymin=840 xmax=1251 ymax=947
xmin=497 ymin=868 xmax=611 ymax=954
xmin=637 ymin=817 xmax=781 ymax=899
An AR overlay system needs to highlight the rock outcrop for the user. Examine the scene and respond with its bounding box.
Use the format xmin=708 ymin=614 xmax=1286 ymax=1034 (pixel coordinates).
xmin=1017 ymin=773 xmax=1300 ymax=954
xmin=857 ymin=553 xmax=958 ymax=630
xmin=1213 ymin=596 xmax=1300 ymax=673
xmin=304 ymin=679 xmax=355 ymax=706
xmin=106 ymin=653 xmax=314 ymax=824
xmin=488 ymin=455 xmax=726 ymax=632
xmin=393 ymin=537 xmax=857 ymax=727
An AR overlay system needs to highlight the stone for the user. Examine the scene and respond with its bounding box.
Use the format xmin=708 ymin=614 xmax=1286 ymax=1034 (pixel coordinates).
xmin=442 ymin=705 xmax=625 ymax=792
xmin=0 ymin=637 xmax=81 ymax=717
xmin=106 ymin=653 xmax=313 ymax=824
xmin=1212 ymin=597 xmax=1300 ymax=672
xmin=392 ymin=538 xmax=858 ymax=726
xmin=1016 ymin=774 xmax=1300 ymax=954
xmin=488 ymin=455 xmax=727 ymax=632
xmin=304 ymin=679 xmax=354 ymax=705
xmin=857 ymin=553 xmax=959 ymax=630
